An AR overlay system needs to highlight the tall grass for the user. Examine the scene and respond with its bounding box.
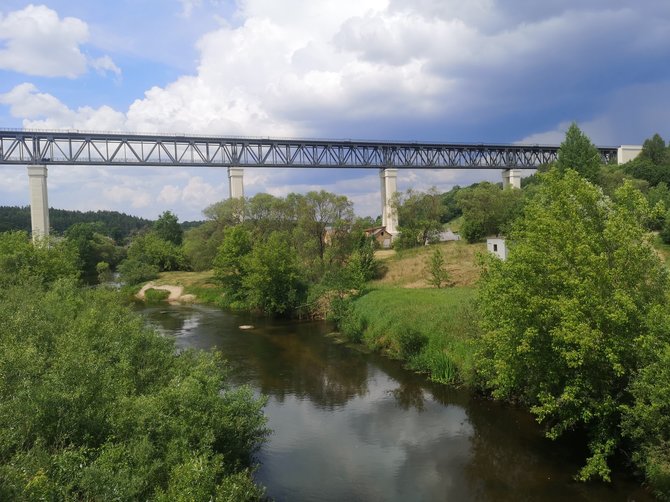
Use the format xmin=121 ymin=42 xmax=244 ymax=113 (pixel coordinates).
xmin=340 ymin=287 xmax=481 ymax=385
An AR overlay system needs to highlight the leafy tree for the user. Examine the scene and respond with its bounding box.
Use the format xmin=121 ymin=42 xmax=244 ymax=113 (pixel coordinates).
xmin=242 ymin=232 xmax=306 ymax=316
xmin=213 ymin=226 xmax=253 ymax=306
xmin=639 ymin=133 xmax=668 ymax=165
xmin=0 ymin=279 xmax=268 ymax=500
xmin=456 ymin=182 xmax=524 ymax=243
xmin=203 ymin=198 xmax=246 ymax=228
xmin=0 ymin=231 xmax=79 ymax=287
xmin=623 ymin=337 xmax=670 ymax=500
xmin=183 ymin=221 xmax=226 ymax=271
xmin=153 ymin=210 xmax=183 ymax=245
xmin=296 ymin=190 xmax=354 ymax=266
xmin=555 ymin=122 xmax=602 ymax=183
xmin=117 ymin=258 xmax=159 ymax=285
xmin=127 ymin=232 xmax=186 ymax=272
xmin=394 ymin=187 xmax=445 ymax=248
xmin=424 ymin=247 xmax=450 ymax=288
xmin=477 ymin=169 xmax=669 ymax=481
xmin=440 ymin=186 xmax=463 ymax=223
xmin=65 ymin=222 xmax=122 ymax=283
xmin=597 ymin=165 xmax=648 ymax=197
xmin=95 ymin=261 xmax=113 ymax=283
xmin=623 ymin=158 xmax=670 ymax=187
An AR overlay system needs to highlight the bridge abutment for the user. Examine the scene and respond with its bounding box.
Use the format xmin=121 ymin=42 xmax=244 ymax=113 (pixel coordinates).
xmin=379 ymin=168 xmax=398 ymax=234
xmin=502 ymin=168 xmax=521 ymax=189
xmin=27 ymin=165 xmax=50 ymax=241
xmin=228 ymin=167 xmax=244 ymax=199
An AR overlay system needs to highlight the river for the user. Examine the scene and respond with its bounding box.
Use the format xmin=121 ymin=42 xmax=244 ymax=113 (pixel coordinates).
xmin=140 ymin=303 xmax=650 ymax=501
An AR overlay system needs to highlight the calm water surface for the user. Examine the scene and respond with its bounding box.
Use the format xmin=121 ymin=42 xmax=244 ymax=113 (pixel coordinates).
xmin=140 ymin=304 xmax=649 ymax=502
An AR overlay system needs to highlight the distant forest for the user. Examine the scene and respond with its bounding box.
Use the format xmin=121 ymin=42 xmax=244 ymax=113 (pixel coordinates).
xmin=0 ymin=206 xmax=154 ymax=242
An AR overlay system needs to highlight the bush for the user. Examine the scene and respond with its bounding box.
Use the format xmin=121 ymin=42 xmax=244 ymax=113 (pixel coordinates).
xmin=144 ymin=288 xmax=170 ymax=303
xmin=0 ymin=279 xmax=268 ymax=500
xmin=118 ymin=258 xmax=159 ymax=285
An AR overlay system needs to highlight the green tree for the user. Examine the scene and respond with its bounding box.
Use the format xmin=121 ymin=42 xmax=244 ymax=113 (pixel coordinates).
xmin=127 ymin=232 xmax=186 ymax=272
xmin=213 ymin=226 xmax=253 ymax=307
xmin=424 ymin=247 xmax=450 ymax=288
xmin=95 ymin=261 xmax=113 ymax=283
xmin=623 ymin=337 xmax=670 ymax=500
xmin=242 ymin=232 xmax=306 ymax=316
xmin=477 ymin=169 xmax=669 ymax=481
xmin=556 ymin=123 xmax=602 ymax=183
xmin=296 ymin=191 xmax=354 ymax=266
xmin=440 ymin=185 xmax=462 ymax=223
xmin=0 ymin=231 xmax=79 ymax=287
xmin=153 ymin=210 xmax=183 ymax=245
xmin=456 ymin=182 xmax=524 ymax=243
xmin=394 ymin=187 xmax=445 ymax=248
xmin=182 ymin=221 xmax=226 ymax=271
xmin=65 ymin=222 xmax=122 ymax=283
xmin=639 ymin=133 xmax=668 ymax=165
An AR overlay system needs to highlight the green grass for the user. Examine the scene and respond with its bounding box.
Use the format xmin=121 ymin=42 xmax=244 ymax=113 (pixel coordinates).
xmin=144 ymin=288 xmax=170 ymax=303
xmin=346 ymin=287 xmax=480 ymax=385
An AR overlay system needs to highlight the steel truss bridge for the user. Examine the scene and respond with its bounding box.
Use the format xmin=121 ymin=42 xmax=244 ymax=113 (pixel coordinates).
xmin=0 ymin=129 xmax=619 ymax=169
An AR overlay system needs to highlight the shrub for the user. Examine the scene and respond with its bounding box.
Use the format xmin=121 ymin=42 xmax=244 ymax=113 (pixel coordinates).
xmin=0 ymin=279 xmax=268 ymax=500
xmin=144 ymin=288 xmax=170 ymax=303
xmin=118 ymin=258 xmax=159 ymax=285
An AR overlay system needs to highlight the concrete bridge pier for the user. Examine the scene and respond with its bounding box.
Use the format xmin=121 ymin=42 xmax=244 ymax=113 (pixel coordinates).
xmin=228 ymin=167 xmax=244 ymax=199
xmin=502 ymin=168 xmax=521 ymax=189
xmin=28 ymin=165 xmax=50 ymax=241
xmin=379 ymin=168 xmax=398 ymax=234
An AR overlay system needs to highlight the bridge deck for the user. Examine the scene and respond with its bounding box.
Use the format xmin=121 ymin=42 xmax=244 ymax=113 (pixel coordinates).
xmin=0 ymin=129 xmax=618 ymax=169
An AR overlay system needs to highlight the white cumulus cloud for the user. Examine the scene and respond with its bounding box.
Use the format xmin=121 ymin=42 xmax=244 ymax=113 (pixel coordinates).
xmin=0 ymin=4 xmax=120 ymax=79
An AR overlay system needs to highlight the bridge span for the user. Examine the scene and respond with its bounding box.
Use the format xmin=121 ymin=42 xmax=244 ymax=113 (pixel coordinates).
xmin=0 ymin=129 xmax=640 ymax=239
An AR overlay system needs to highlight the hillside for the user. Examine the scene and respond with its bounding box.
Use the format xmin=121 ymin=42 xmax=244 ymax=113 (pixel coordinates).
xmin=0 ymin=206 xmax=152 ymax=241
xmin=372 ymin=240 xmax=486 ymax=288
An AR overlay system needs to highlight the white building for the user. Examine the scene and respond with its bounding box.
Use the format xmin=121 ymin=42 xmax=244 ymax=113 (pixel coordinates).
xmin=486 ymin=237 xmax=507 ymax=261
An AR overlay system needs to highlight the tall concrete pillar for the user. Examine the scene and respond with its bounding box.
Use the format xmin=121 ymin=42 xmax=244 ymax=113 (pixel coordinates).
xmin=502 ymin=168 xmax=521 ymax=189
xmin=228 ymin=167 xmax=244 ymax=199
xmin=379 ymin=168 xmax=398 ymax=234
xmin=27 ymin=165 xmax=50 ymax=241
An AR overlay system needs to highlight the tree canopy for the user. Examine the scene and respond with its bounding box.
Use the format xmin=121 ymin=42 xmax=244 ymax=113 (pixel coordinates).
xmin=555 ymin=123 xmax=602 ymax=183
xmin=477 ymin=169 xmax=670 ymax=481
xmin=456 ymin=182 xmax=524 ymax=243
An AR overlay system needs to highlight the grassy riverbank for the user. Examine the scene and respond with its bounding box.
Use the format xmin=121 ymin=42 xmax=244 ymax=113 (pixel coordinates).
xmin=340 ymin=286 xmax=480 ymax=385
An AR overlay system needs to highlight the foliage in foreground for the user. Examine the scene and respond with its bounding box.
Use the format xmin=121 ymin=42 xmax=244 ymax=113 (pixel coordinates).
xmin=477 ymin=169 xmax=670 ymax=485
xmin=0 ymin=279 xmax=268 ymax=501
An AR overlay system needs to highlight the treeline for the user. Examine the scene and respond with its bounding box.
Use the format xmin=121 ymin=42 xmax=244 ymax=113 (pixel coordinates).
xmin=392 ymin=127 xmax=670 ymax=248
xmin=121 ymin=191 xmax=378 ymax=317
xmin=0 ymin=206 xmax=153 ymax=242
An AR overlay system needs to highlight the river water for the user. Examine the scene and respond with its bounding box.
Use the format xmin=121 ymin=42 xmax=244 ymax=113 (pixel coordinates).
xmin=140 ymin=304 xmax=649 ymax=501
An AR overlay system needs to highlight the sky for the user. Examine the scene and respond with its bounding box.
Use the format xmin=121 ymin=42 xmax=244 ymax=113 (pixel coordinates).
xmin=1 ymin=0 xmax=670 ymax=221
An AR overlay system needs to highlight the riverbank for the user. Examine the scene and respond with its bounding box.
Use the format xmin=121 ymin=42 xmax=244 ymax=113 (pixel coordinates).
xmin=337 ymin=286 xmax=480 ymax=385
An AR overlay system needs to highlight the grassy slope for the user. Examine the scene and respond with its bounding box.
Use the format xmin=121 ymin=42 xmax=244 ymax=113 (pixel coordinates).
xmin=350 ymin=287 xmax=480 ymax=385
xmin=372 ymin=240 xmax=485 ymax=288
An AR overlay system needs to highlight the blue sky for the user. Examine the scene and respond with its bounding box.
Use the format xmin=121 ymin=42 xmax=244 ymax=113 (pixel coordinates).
xmin=1 ymin=0 xmax=670 ymax=220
